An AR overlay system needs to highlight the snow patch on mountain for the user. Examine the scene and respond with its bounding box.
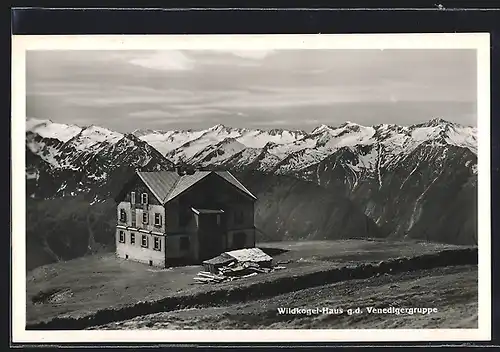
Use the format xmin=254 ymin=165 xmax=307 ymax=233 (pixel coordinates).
xmin=411 ymin=126 xmax=441 ymax=143
xmin=190 ymin=138 xmax=247 ymax=164
xmin=445 ymin=125 xmax=477 ymax=154
xmin=137 ymin=124 xmax=306 ymax=156
xmin=69 ymin=126 xmax=123 ymax=151
xmin=236 ymin=129 xmax=306 ymax=148
xmin=26 ymin=118 xmax=83 ymax=142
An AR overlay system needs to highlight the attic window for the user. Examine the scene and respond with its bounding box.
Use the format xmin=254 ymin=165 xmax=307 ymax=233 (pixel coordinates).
xmin=141 ymin=193 xmax=148 ymax=204
xmin=119 ymin=209 xmax=127 ymax=223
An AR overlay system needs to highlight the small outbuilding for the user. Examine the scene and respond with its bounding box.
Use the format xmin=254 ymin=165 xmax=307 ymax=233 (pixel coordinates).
xmin=202 ymin=247 xmax=273 ymax=274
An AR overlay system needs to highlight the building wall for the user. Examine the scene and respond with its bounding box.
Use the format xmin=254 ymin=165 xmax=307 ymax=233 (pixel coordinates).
xmin=165 ymin=217 xmax=198 ymax=261
xmin=117 ymin=201 xmax=131 ymax=227
xmin=165 ymin=200 xmax=180 ymax=233
xmin=226 ymin=202 xmax=255 ymax=232
xmin=116 ymin=172 xmax=256 ymax=264
xmin=117 ymin=177 xmax=166 ymax=233
xmin=135 ymin=204 xmax=166 ymax=233
xmin=227 ymin=227 xmax=255 ymax=250
xmin=122 ymin=180 xmax=162 ymax=206
xmin=172 ymin=173 xmax=255 ymax=234
xmin=116 ymin=228 xmax=166 ymax=267
xmin=116 ymin=176 xmax=168 ymax=267
xmin=116 ymin=202 xmax=165 ymax=232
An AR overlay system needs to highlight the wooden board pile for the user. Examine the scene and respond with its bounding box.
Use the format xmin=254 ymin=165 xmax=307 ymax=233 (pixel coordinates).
xmin=194 ymin=248 xmax=286 ymax=284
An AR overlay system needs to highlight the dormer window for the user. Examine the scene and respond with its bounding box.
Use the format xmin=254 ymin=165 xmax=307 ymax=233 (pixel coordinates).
xmin=119 ymin=209 xmax=127 ymax=223
xmin=141 ymin=193 xmax=148 ymax=204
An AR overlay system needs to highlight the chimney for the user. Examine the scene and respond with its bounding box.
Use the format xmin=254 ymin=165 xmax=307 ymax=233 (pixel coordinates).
xmin=176 ymin=165 xmax=186 ymax=176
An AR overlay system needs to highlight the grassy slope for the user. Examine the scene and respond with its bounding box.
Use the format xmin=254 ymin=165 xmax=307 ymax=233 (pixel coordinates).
xmin=26 ymin=197 xmax=116 ymax=272
xmin=92 ymin=265 xmax=477 ymax=329
xmin=26 ymin=239 xmax=470 ymax=326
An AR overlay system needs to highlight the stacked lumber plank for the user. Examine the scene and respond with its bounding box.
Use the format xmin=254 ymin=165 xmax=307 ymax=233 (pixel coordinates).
xmin=193 ymin=261 xmax=286 ymax=284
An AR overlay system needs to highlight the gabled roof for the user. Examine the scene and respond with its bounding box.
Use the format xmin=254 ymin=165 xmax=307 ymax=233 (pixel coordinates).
xmin=225 ymin=248 xmax=273 ymax=263
xmin=216 ymin=171 xmax=257 ymax=201
xmin=135 ymin=170 xmax=257 ymax=205
xmin=136 ymin=171 xmax=180 ymax=203
xmin=164 ymin=171 xmax=212 ymax=202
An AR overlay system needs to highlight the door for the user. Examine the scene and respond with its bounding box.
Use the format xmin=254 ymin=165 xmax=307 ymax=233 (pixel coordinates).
xmin=198 ymin=213 xmax=225 ymax=261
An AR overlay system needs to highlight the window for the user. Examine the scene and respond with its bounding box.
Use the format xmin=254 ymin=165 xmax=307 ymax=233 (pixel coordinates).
xmin=153 ymin=237 xmax=161 ymax=251
xmin=180 ymin=236 xmax=190 ymax=251
xmin=154 ymin=213 xmax=162 ymax=226
xmin=119 ymin=231 xmax=125 ymax=243
xmin=234 ymin=210 xmax=244 ymax=224
xmin=233 ymin=232 xmax=246 ymax=248
xmin=141 ymin=235 xmax=148 ymax=248
xmin=141 ymin=193 xmax=148 ymax=204
xmin=216 ymin=214 xmax=221 ymax=225
xmin=119 ymin=209 xmax=127 ymax=223
xmin=143 ymin=212 xmax=149 ymax=225
xmin=130 ymin=233 xmax=135 ymax=244
xmin=131 ymin=191 xmax=136 ymax=204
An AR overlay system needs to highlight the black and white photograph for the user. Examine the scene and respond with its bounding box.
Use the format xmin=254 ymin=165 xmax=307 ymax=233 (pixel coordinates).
xmin=11 ymin=34 xmax=491 ymax=343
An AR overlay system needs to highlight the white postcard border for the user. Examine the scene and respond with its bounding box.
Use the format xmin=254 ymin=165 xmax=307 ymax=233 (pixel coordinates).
xmin=11 ymin=33 xmax=491 ymax=343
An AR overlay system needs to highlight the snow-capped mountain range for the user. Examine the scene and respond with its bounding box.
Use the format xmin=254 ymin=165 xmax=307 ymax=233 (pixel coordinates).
xmin=27 ymin=117 xmax=477 ymax=178
xmin=25 ymin=116 xmax=479 ymax=254
xmin=134 ymin=117 xmax=477 ymax=174
xmin=26 ymin=118 xmax=174 ymax=199
xmin=26 ymin=117 xmax=478 ymax=181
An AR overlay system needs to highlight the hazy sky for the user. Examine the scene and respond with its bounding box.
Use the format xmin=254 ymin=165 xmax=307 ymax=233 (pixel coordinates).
xmin=26 ymin=49 xmax=477 ymax=132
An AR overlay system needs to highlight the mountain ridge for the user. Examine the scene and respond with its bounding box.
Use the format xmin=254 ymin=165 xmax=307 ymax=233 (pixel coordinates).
xmin=25 ymin=116 xmax=478 ymax=270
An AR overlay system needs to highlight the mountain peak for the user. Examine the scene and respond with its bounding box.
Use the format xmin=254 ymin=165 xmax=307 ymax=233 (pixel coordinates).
xmin=422 ymin=118 xmax=455 ymax=127
xmin=429 ymin=117 xmax=452 ymax=125
xmin=132 ymin=128 xmax=165 ymax=136
xmin=208 ymin=123 xmax=226 ymax=131
xmin=312 ymin=124 xmax=335 ymax=134
xmin=339 ymin=121 xmax=363 ymax=128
